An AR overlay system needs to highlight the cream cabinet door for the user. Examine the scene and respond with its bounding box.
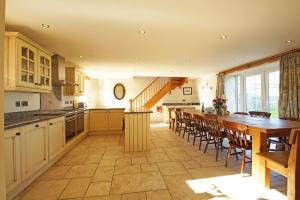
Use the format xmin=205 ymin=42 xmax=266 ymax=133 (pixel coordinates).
xmin=17 ymin=39 xmax=38 ymax=89
xmin=108 ymin=111 xmax=124 ymax=131
xmin=21 ymin=121 xmax=48 ymax=179
xmin=48 ymin=117 xmax=65 ymax=161
xmin=4 ymin=128 xmax=21 ymax=192
xmin=84 ymin=111 xmax=90 ymax=133
xmin=79 ymin=73 xmax=85 ymax=96
xmin=37 ymin=50 xmax=52 ymax=91
xmin=75 ymin=70 xmax=80 ymax=95
xmin=90 ymin=110 xmax=108 ymax=131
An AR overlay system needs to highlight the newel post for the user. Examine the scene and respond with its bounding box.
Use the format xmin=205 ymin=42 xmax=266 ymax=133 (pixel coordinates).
xmin=129 ymin=99 xmax=133 ymax=112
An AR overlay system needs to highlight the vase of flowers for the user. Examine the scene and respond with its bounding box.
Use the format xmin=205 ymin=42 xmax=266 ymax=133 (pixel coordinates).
xmin=212 ymin=97 xmax=227 ymax=116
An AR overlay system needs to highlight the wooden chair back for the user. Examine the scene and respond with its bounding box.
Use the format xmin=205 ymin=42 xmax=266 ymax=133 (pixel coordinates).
xmin=205 ymin=118 xmax=221 ymax=137
xmin=183 ymin=112 xmax=193 ymax=125
xmin=234 ymin=112 xmax=249 ymax=115
xmin=249 ymin=111 xmax=271 ymax=118
xmin=175 ymin=110 xmax=182 ymax=121
xmin=223 ymin=120 xmax=250 ymax=149
xmin=193 ymin=114 xmax=206 ymax=131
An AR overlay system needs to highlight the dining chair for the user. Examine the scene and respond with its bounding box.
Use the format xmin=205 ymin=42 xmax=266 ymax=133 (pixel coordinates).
xmin=192 ymin=114 xmax=209 ymax=149
xmin=257 ymin=128 xmax=300 ymax=198
xmin=223 ymin=120 xmax=252 ymax=174
xmin=204 ymin=117 xmax=227 ymax=161
xmin=268 ymin=117 xmax=300 ymax=151
xmin=233 ymin=112 xmax=249 ymax=115
xmin=249 ymin=111 xmax=271 ymax=118
xmin=182 ymin=112 xmax=195 ymax=141
xmin=175 ymin=110 xmax=185 ymax=135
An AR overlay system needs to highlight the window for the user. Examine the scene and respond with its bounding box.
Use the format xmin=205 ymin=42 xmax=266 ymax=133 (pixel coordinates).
xmin=224 ymin=62 xmax=279 ymax=117
xmin=245 ymin=74 xmax=262 ymax=112
xmin=267 ymin=71 xmax=280 ymax=117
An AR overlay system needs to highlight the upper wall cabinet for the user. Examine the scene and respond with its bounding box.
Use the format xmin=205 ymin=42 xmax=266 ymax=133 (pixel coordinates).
xmin=64 ymin=67 xmax=85 ymax=96
xmin=4 ymin=32 xmax=53 ymax=93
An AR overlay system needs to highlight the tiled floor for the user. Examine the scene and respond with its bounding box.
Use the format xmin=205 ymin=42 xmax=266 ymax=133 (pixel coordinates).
xmin=15 ymin=125 xmax=287 ymax=200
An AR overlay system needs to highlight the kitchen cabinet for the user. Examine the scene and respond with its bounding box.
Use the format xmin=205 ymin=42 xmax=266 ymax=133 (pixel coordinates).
xmin=48 ymin=117 xmax=65 ymax=161
xmin=64 ymin=67 xmax=85 ymax=96
xmin=89 ymin=109 xmax=124 ymax=132
xmin=4 ymin=128 xmax=21 ymax=193
xmin=20 ymin=121 xmax=48 ymax=179
xmin=4 ymin=32 xmax=52 ymax=93
xmin=84 ymin=110 xmax=90 ymax=133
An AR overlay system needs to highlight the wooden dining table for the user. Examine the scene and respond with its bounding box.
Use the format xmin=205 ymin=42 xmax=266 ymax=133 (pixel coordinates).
xmin=184 ymin=109 xmax=300 ymax=196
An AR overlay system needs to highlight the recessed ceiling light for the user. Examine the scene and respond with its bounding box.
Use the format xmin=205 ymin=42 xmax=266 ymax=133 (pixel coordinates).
xmin=286 ymin=40 xmax=293 ymax=43
xmin=79 ymin=56 xmax=83 ymax=58
xmin=42 ymin=24 xmax=50 ymax=28
xmin=139 ymin=30 xmax=146 ymax=34
xmin=221 ymin=35 xmax=228 ymax=39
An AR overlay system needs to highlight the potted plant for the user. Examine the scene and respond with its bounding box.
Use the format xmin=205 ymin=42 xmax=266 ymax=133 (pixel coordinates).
xmin=212 ymin=97 xmax=227 ymax=116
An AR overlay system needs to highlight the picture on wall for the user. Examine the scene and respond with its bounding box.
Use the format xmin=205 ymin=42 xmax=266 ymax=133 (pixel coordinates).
xmin=183 ymin=87 xmax=192 ymax=95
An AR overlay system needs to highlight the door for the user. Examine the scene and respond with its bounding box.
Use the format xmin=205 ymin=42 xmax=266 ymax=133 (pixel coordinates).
xmin=37 ymin=50 xmax=51 ymax=91
xmin=17 ymin=39 xmax=38 ymax=89
xmin=21 ymin=121 xmax=48 ymax=179
xmin=108 ymin=111 xmax=124 ymax=131
xmin=4 ymin=128 xmax=21 ymax=192
xmin=90 ymin=110 xmax=108 ymax=131
xmin=76 ymin=113 xmax=84 ymax=134
xmin=48 ymin=117 xmax=65 ymax=161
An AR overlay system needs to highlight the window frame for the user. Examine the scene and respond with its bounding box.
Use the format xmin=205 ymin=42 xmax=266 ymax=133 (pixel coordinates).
xmin=224 ymin=62 xmax=279 ymax=115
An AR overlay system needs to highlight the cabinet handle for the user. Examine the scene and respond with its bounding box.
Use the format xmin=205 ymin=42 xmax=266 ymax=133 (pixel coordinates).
xmin=16 ymin=132 xmax=20 ymax=136
xmin=35 ymin=124 xmax=39 ymax=127
xmin=12 ymin=136 xmax=17 ymax=181
xmin=39 ymin=83 xmax=42 ymax=86
xmin=35 ymin=83 xmax=38 ymax=85
xmin=49 ymin=123 xmax=53 ymax=125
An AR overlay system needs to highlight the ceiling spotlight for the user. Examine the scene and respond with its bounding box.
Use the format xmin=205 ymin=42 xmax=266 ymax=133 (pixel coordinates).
xmin=139 ymin=30 xmax=146 ymax=34
xmin=221 ymin=35 xmax=228 ymax=39
xmin=42 ymin=24 xmax=50 ymax=28
xmin=286 ymin=40 xmax=293 ymax=43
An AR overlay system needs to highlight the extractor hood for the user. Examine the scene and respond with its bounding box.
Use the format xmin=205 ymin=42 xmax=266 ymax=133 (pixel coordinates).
xmin=52 ymin=54 xmax=78 ymax=86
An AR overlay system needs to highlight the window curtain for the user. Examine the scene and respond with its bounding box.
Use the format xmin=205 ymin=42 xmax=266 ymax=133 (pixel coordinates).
xmin=216 ymin=72 xmax=225 ymax=98
xmin=278 ymin=52 xmax=300 ymax=119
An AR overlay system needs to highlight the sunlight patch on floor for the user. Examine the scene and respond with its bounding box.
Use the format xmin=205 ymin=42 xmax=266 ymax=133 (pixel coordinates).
xmin=186 ymin=174 xmax=287 ymax=200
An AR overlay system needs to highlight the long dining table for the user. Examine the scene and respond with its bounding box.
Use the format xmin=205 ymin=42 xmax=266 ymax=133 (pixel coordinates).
xmin=184 ymin=109 xmax=300 ymax=196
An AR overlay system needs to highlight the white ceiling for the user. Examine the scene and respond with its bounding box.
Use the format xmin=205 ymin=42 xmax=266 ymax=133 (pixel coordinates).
xmin=5 ymin=0 xmax=300 ymax=78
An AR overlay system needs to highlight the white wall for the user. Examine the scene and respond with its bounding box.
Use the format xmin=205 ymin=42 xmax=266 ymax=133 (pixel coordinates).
xmin=4 ymin=92 xmax=40 ymax=113
xmin=195 ymin=74 xmax=217 ymax=107
xmin=0 ymin=0 xmax=7 ymax=198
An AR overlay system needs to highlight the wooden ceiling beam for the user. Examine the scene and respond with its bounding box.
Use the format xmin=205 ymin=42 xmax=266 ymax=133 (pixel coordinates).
xmin=220 ymin=48 xmax=300 ymax=74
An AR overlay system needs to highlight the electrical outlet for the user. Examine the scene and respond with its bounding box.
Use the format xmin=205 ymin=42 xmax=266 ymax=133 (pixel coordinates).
xmin=21 ymin=101 xmax=28 ymax=107
xmin=16 ymin=101 xmax=21 ymax=107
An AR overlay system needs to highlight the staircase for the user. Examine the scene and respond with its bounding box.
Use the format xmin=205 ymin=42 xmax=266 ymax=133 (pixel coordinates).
xmin=129 ymin=77 xmax=187 ymax=111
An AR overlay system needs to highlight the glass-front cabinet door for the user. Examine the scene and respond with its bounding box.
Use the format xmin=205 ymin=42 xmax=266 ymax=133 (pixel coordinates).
xmin=17 ymin=39 xmax=38 ymax=88
xmin=38 ymin=51 xmax=52 ymax=91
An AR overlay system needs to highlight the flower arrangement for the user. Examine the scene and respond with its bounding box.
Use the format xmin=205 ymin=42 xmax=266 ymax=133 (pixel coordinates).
xmin=212 ymin=97 xmax=227 ymax=114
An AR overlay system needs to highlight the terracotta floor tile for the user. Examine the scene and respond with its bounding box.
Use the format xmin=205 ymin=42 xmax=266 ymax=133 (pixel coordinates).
xmin=20 ymin=180 xmax=69 ymax=200
xmin=38 ymin=165 xmax=72 ymax=180
xmin=85 ymin=182 xmax=111 ymax=197
xmin=157 ymin=161 xmax=187 ymax=175
xmin=114 ymin=164 xmax=141 ymax=175
xmin=140 ymin=163 xmax=159 ymax=172
xmin=121 ymin=192 xmax=146 ymax=200
xmin=92 ymin=166 xmax=115 ymax=182
xmin=100 ymin=159 xmax=116 ymax=167
xmin=146 ymin=190 xmax=172 ymax=200
xmin=110 ymin=172 xmax=167 ymax=194
xmin=60 ymin=178 xmax=91 ymax=199
xmin=84 ymin=195 xmax=121 ymax=200
xmin=65 ymin=165 xmax=98 ymax=178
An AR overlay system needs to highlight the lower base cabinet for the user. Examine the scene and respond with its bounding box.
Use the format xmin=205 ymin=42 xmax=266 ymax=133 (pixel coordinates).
xmin=89 ymin=109 xmax=124 ymax=132
xmin=48 ymin=117 xmax=65 ymax=160
xmin=20 ymin=121 xmax=49 ymax=180
xmin=4 ymin=128 xmax=21 ymax=193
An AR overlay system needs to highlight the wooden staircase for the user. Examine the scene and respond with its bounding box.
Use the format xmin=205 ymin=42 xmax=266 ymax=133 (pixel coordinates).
xmin=129 ymin=77 xmax=187 ymax=111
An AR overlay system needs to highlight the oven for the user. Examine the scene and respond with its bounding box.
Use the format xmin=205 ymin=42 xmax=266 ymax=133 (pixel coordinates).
xmin=76 ymin=111 xmax=84 ymax=135
xmin=65 ymin=113 xmax=76 ymax=142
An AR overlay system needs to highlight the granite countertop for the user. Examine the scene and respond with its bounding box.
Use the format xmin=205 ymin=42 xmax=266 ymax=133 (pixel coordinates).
xmin=88 ymin=107 xmax=125 ymax=110
xmin=4 ymin=110 xmax=67 ymax=130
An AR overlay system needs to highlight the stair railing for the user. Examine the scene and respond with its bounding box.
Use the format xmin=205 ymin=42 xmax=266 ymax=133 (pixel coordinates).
xmin=129 ymin=77 xmax=170 ymax=112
